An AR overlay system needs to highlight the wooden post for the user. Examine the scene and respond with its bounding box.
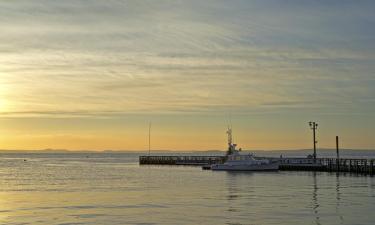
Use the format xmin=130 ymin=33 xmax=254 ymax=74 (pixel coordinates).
xmin=330 ymin=159 xmax=332 ymax=171
xmin=362 ymin=159 xmax=367 ymax=174
xmin=309 ymin=122 xmax=318 ymax=162
xmin=356 ymin=160 xmax=359 ymax=173
xmin=336 ymin=136 xmax=339 ymax=172
xmin=313 ymin=126 xmax=317 ymax=160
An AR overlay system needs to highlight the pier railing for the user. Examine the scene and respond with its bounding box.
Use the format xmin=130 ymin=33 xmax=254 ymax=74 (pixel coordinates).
xmin=280 ymin=158 xmax=375 ymax=174
xmin=139 ymin=155 xmax=375 ymax=175
xmin=139 ymin=155 xmax=226 ymax=165
xmin=279 ymin=157 xmax=375 ymax=174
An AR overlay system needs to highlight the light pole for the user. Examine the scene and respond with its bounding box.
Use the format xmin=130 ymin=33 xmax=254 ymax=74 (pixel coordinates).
xmin=309 ymin=121 xmax=318 ymax=161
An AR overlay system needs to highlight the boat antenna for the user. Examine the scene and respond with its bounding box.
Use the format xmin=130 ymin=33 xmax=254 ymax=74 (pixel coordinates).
xmin=148 ymin=122 xmax=152 ymax=156
xmin=228 ymin=113 xmax=234 ymax=144
xmin=227 ymin=126 xmax=233 ymax=155
xmin=227 ymin=126 xmax=232 ymax=147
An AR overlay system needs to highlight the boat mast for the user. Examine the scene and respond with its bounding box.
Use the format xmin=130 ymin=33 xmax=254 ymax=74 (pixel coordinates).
xmin=148 ymin=122 xmax=152 ymax=156
xmin=227 ymin=126 xmax=232 ymax=147
xmin=226 ymin=126 xmax=236 ymax=155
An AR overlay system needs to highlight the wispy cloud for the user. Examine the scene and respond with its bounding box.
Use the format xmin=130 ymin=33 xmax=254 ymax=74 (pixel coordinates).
xmin=0 ymin=0 xmax=374 ymax=119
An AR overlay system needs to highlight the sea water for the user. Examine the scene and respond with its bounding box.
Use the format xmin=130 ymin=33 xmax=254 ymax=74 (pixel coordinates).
xmin=0 ymin=152 xmax=374 ymax=225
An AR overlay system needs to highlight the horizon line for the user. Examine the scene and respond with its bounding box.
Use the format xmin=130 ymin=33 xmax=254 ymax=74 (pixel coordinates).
xmin=1 ymin=148 xmax=375 ymax=153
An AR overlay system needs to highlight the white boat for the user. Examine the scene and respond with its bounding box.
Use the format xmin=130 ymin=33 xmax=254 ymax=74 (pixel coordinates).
xmin=210 ymin=127 xmax=279 ymax=171
xmin=211 ymin=151 xmax=279 ymax=171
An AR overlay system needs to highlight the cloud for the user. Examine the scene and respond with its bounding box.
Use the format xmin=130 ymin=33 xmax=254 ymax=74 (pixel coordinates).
xmin=0 ymin=0 xmax=374 ymax=118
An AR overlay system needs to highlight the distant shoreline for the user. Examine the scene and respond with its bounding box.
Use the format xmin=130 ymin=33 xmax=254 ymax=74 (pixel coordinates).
xmin=1 ymin=149 xmax=375 ymax=158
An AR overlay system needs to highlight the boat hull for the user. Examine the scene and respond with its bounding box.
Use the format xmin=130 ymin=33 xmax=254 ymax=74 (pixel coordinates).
xmin=211 ymin=163 xmax=279 ymax=171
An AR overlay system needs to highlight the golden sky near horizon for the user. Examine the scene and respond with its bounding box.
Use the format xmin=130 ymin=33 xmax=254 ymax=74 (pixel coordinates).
xmin=0 ymin=0 xmax=374 ymax=151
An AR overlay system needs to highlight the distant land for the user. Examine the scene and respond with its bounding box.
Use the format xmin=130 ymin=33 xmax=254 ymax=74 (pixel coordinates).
xmin=0 ymin=149 xmax=375 ymax=158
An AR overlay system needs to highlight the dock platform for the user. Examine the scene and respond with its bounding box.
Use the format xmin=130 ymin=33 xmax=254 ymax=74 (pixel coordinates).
xmin=139 ymin=155 xmax=375 ymax=175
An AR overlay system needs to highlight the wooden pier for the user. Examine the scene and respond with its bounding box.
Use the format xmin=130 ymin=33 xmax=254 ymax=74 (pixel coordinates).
xmin=139 ymin=155 xmax=225 ymax=165
xmin=139 ymin=155 xmax=375 ymax=175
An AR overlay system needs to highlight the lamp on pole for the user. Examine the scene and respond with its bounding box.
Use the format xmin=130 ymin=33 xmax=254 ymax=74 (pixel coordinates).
xmin=309 ymin=121 xmax=318 ymax=161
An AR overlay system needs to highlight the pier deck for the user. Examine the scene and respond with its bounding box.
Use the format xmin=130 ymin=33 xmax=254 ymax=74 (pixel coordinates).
xmin=139 ymin=155 xmax=375 ymax=175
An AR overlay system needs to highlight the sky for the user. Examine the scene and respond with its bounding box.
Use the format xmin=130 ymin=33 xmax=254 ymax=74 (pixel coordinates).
xmin=0 ymin=0 xmax=374 ymax=151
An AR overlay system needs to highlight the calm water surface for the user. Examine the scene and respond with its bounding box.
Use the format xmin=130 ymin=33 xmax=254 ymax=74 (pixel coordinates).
xmin=0 ymin=153 xmax=374 ymax=225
